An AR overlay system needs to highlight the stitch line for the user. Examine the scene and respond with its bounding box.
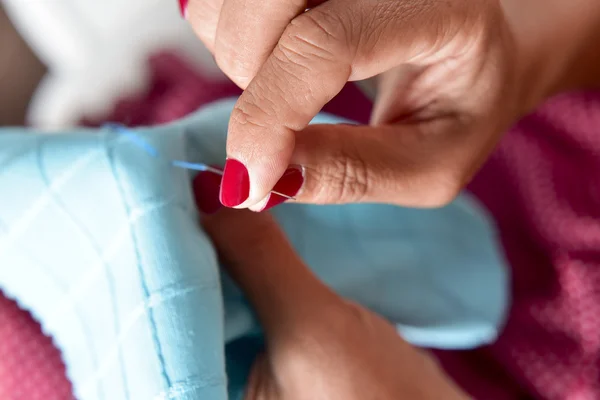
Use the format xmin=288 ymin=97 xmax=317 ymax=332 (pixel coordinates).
xmin=104 ymin=133 xmax=173 ymax=392
xmin=0 ymin=219 xmax=103 ymax=394
xmin=0 ymin=134 xmax=137 ymax=260
xmin=0 ymin=218 xmax=68 ymax=291
xmin=152 ymin=375 xmax=227 ymax=400
xmin=45 ymin=198 xmax=185 ymax=326
xmin=36 ymin=136 xmax=125 ymax=400
xmin=79 ymin=280 xmax=219 ymax=396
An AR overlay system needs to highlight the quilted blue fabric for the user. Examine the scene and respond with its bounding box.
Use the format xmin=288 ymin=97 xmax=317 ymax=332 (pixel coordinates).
xmin=0 ymin=98 xmax=508 ymax=400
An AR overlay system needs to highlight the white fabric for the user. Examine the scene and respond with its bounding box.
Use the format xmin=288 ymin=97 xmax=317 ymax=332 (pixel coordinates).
xmin=2 ymin=0 xmax=220 ymax=129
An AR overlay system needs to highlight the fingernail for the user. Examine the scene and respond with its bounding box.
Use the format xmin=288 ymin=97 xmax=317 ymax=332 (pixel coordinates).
xmin=220 ymin=158 xmax=250 ymax=208
xmin=260 ymin=166 xmax=304 ymax=212
xmin=178 ymin=0 xmax=189 ymax=17
xmin=193 ymin=169 xmax=223 ymax=214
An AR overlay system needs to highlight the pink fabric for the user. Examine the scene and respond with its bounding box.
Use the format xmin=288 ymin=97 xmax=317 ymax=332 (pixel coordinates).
xmin=435 ymin=90 xmax=600 ymax=400
xmin=0 ymin=294 xmax=73 ymax=400
xmin=81 ymin=51 xmax=372 ymax=127
xmin=2 ymin=51 xmax=600 ymax=400
xmin=81 ymin=52 xmax=241 ymax=127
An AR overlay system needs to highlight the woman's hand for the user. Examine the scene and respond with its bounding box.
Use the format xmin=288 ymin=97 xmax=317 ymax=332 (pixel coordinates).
xmin=199 ymin=190 xmax=470 ymax=399
xmin=182 ymin=0 xmax=600 ymax=212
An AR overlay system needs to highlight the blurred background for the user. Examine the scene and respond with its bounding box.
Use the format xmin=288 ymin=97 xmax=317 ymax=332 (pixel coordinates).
xmin=0 ymin=4 xmax=45 ymax=126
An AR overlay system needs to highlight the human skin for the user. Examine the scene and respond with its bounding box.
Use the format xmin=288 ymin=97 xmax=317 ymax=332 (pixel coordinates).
xmin=187 ymin=4 xmax=600 ymax=395
xmin=181 ymin=0 xmax=600 ymax=212
xmin=200 ymin=202 xmax=471 ymax=400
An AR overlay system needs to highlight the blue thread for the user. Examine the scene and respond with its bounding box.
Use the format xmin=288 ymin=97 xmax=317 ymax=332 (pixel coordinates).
xmin=170 ymin=160 xmax=210 ymax=172
xmin=104 ymin=123 xmax=159 ymax=158
xmin=104 ymin=123 xmax=217 ymax=173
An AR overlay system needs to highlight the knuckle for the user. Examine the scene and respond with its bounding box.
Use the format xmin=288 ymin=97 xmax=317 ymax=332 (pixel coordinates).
xmin=276 ymin=12 xmax=345 ymax=68
xmin=358 ymin=0 xmax=434 ymax=52
xmin=314 ymin=147 xmax=370 ymax=204
xmin=359 ymin=1 xmax=398 ymax=47
xmin=231 ymin=91 xmax=277 ymax=130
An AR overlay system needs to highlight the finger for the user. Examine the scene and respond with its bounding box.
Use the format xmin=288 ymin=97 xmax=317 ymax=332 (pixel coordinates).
xmin=185 ymin=0 xmax=225 ymax=53
xmin=215 ymin=0 xmax=327 ymax=88
xmin=222 ymin=0 xmax=477 ymax=208
xmin=201 ymin=208 xmax=340 ymax=334
xmin=288 ymin=122 xmax=490 ymax=207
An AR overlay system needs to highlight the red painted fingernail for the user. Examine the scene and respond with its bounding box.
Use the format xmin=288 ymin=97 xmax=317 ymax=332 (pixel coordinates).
xmin=193 ymin=169 xmax=223 ymax=214
xmin=220 ymin=159 xmax=250 ymax=208
xmin=178 ymin=0 xmax=189 ymax=17
xmin=260 ymin=166 xmax=304 ymax=212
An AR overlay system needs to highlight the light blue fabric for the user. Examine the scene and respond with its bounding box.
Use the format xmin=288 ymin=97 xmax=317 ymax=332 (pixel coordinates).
xmin=0 ymin=98 xmax=509 ymax=400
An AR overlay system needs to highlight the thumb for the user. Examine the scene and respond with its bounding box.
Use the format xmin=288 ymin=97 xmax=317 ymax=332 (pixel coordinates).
xmin=201 ymin=208 xmax=340 ymax=334
xmin=289 ymin=122 xmax=485 ymax=207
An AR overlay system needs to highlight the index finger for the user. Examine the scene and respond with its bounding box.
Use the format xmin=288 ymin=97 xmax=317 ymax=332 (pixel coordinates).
xmin=219 ymin=6 xmax=353 ymax=209
xmin=201 ymin=208 xmax=339 ymax=334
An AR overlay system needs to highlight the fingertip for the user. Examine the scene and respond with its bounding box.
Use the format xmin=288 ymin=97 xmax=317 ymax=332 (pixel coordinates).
xmin=223 ymin=140 xmax=296 ymax=209
xmin=248 ymin=195 xmax=271 ymax=213
xmin=221 ymin=156 xmax=295 ymax=210
xmin=178 ymin=0 xmax=188 ymax=18
xmin=256 ymin=165 xmax=305 ymax=212
xmin=219 ymin=158 xmax=251 ymax=208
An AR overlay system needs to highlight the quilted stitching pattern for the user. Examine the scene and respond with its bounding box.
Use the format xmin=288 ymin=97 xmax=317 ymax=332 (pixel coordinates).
xmin=0 ymin=99 xmax=508 ymax=400
xmin=0 ymin=128 xmax=227 ymax=400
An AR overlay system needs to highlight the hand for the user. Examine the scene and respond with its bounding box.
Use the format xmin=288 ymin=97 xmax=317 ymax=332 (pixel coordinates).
xmin=181 ymin=0 xmax=572 ymax=211
xmin=199 ymin=189 xmax=470 ymax=399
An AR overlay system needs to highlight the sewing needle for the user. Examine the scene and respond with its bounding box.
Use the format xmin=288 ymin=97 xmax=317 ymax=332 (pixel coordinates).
xmin=171 ymin=161 xmax=296 ymax=200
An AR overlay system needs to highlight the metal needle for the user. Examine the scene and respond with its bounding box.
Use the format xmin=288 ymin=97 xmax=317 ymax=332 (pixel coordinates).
xmin=209 ymin=167 xmax=296 ymax=200
xmin=171 ymin=161 xmax=296 ymax=200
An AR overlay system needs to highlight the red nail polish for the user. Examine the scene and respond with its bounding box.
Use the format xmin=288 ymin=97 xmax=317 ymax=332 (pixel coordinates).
xmin=178 ymin=0 xmax=189 ymax=17
xmin=220 ymin=159 xmax=250 ymax=208
xmin=193 ymin=169 xmax=223 ymax=214
xmin=261 ymin=166 xmax=304 ymax=212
